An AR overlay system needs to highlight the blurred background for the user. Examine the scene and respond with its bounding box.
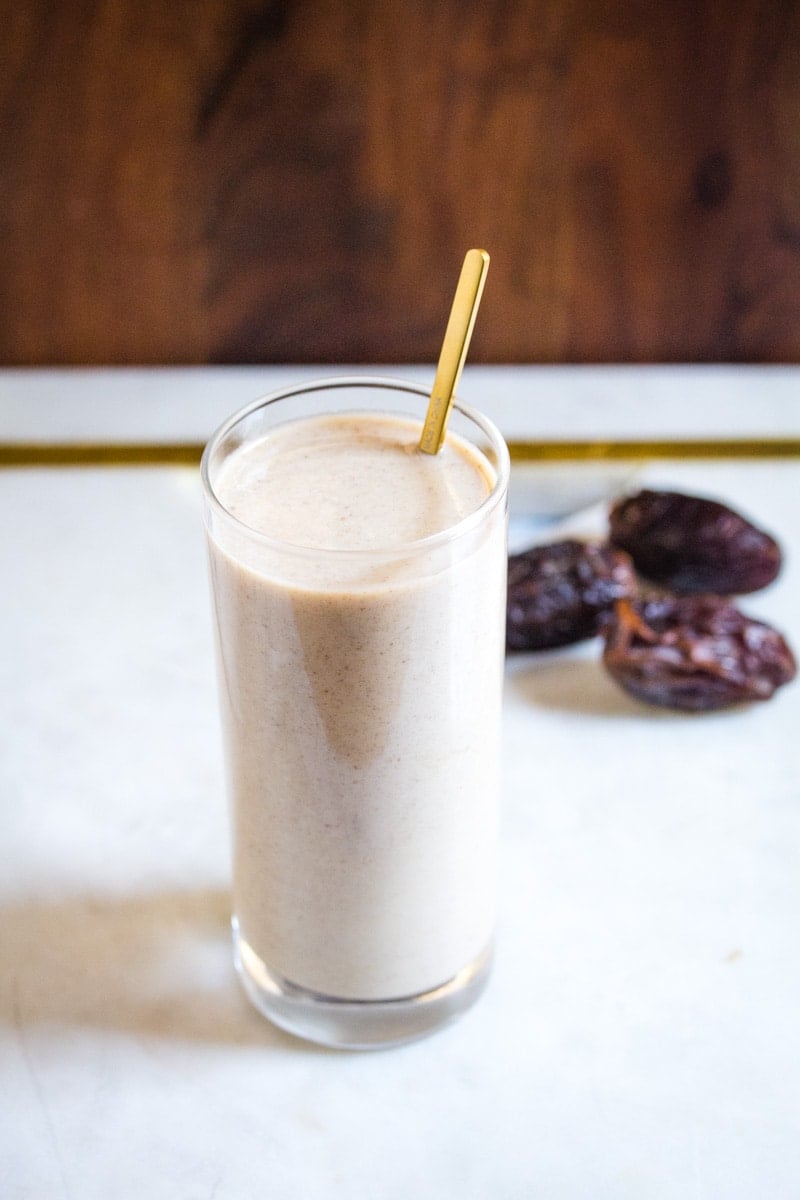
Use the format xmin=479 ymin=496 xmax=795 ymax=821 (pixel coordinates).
xmin=1 ymin=0 xmax=798 ymax=367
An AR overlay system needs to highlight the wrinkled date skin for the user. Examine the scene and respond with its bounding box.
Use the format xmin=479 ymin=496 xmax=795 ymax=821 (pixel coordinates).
xmin=602 ymin=594 xmax=797 ymax=711
xmin=507 ymin=539 xmax=637 ymax=651
xmin=608 ymin=489 xmax=782 ymax=594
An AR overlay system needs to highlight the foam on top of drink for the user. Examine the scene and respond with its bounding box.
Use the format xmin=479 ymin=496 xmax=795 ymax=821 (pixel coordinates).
xmin=214 ymin=412 xmax=495 ymax=552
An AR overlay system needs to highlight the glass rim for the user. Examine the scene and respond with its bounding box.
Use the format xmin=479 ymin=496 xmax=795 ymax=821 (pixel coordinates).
xmin=200 ymin=375 xmax=510 ymax=562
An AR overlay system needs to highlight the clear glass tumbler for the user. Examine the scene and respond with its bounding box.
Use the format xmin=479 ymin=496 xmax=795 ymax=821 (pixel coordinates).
xmin=201 ymin=376 xmax=509 ymax=1048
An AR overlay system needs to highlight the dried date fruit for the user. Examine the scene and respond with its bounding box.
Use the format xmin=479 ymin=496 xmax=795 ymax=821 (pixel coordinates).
xmin=608 ymin=488 xmax=782 ymax=594
xmin=602 ymin=594 xmax=796 ymax=711
xmin=507 ymin=539 xmax=637 ymax=651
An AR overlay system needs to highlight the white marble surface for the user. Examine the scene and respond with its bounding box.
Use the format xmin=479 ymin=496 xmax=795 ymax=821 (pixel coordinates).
xmin=3 ymin=362 xmax=800 ymax=443
xmin=1 ymin=368 xmax=799 ymax=1199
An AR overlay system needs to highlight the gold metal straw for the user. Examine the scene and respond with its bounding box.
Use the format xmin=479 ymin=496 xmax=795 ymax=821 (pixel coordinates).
xmin=418 ymin=248 xmax=490 ymax=455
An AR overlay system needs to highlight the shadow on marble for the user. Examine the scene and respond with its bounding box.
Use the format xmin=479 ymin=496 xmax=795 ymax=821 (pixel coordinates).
xmin=506 ymin=654 xmax=679 ymax=718
xmin=0 ymin=886 xmax=327 ymax=1052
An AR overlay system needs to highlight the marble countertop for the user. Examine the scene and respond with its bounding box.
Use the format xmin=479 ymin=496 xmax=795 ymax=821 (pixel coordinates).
xmin=2 ymin=367 xmax=799 ymax=1199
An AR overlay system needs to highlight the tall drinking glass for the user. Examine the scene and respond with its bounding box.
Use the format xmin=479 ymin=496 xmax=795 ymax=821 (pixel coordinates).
xmin=201 ymin=377 xmax=509 ymax=1048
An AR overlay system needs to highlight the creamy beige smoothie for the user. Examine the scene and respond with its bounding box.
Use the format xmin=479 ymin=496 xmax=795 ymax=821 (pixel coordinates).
xmin=203 ymin=389 xmax=508 ymax=1023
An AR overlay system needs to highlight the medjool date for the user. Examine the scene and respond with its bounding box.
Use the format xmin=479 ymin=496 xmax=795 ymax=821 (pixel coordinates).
xmin=507 ymin=539 xmax=637 ymax=651
xmin=608 ymin=489 xmax=782 ymax=594
xmin=602 ymin=594 xmax=796 ymax=711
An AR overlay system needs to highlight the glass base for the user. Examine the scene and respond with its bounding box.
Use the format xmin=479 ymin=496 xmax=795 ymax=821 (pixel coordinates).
xmin=233 ymin=920 xmax=492 ymax=1050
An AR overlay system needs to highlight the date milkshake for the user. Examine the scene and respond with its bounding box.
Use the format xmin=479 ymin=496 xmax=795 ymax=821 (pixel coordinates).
xmin=202 ymin=378 xmax=509 ymax=1047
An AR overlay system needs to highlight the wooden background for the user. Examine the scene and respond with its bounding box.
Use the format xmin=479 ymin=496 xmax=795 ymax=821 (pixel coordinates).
xmin=1 ymin=0 xmax=799 ymax=366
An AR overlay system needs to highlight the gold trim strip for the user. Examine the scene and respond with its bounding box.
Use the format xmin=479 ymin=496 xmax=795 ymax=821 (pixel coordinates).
xmin=507 ymin=438 xmax=800 ymax=461
xmin=0 ymin=438 xmax=798 ymax=469
xmin=0 ymin=444 xmax=204 ymax=467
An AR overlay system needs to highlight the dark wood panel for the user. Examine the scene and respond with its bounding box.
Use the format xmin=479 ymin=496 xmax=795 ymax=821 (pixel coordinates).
xmin=1 ymin=0 xmax=799 ymax=365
